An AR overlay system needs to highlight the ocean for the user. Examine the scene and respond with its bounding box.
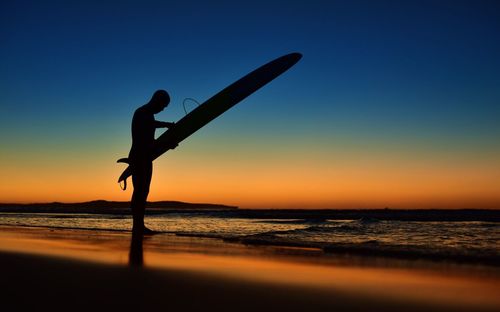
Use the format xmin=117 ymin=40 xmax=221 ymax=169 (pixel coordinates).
xmin=0 ymin=209 xmax=498 ymax=266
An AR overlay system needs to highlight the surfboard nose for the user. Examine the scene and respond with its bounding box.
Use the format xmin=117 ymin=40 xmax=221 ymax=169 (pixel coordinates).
xmin=274 ymin=53 xmax=302 ymax=70
xmin=287 ymin=52 xmax=303 ymax=64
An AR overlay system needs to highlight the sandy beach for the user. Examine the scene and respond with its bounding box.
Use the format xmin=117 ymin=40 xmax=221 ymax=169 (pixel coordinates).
xmin=0 ymin=225 xmax=498 ymax=312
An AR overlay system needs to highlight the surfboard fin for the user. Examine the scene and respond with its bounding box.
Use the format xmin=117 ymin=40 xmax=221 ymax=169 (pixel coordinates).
xmin=117 ymin=158 xmax=130 ymax=164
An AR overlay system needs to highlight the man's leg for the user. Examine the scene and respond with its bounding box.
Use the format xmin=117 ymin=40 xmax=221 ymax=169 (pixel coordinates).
xmin=131 ymin=162 xmax=152 ymax=232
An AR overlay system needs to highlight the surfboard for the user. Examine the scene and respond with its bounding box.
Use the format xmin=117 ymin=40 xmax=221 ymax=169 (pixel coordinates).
xmin=118 ymin=52 xmax=302 ymax=189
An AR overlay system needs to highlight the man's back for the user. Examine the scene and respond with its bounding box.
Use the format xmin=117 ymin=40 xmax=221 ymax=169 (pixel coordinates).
xmin=130 ymin=105 xmax=155 ymax=162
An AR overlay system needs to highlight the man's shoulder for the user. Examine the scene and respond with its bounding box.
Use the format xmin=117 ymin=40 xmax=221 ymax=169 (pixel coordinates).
xmin=135 ymin=104 xmax=147 ymax=112
xmin=134 ymin=105 xmax=150 ymax=116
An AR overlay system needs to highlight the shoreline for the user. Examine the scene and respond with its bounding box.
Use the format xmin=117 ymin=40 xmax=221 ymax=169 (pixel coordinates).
xmin=2 ymin=221 xmax=498 ymax=268
xmin=0 ymin=225 xmax=499 ymax=311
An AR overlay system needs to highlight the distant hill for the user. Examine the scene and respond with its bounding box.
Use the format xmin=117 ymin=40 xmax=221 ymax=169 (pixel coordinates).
xmin=0 ymin=200 xmax=238 ymax=214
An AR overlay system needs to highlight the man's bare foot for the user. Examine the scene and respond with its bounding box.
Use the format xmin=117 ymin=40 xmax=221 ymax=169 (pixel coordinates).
xmin=132 ymin=225 xmax=159 ymax=235
xmin=142 ymin=227 xmax=159 ymax=235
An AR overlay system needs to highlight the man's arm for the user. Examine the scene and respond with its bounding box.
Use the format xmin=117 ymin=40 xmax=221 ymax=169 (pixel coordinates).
xmin=154 ymin=120 xmax=175 ymax=128
xmin=154 ymin=120 xmax=178 ymax=149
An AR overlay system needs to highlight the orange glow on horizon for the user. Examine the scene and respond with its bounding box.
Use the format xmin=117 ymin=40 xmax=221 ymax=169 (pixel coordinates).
xmin=1 ymin=144 xmax=499 ymax=209
xmin=0 ymin=132 xmax=499 ymax=209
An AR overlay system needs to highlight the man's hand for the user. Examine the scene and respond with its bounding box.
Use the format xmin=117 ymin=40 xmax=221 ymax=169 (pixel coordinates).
xmin=163 ymin=121 xmax=175 ymax=128
xmin=155 ymin=121 xmax=175 ymax=128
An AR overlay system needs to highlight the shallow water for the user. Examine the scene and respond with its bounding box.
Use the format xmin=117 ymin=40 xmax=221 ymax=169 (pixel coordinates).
xmin=0 ymin=211 xmax=498 ymax=265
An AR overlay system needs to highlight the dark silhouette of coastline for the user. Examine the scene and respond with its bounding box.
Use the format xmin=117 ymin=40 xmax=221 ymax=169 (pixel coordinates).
xmin=0 ymin=200 xmax=238 ymax=214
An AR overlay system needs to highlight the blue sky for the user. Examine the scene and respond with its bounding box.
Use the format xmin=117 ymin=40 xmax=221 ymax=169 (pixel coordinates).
xmin=1 ymin=0 xmax=499 ymax=207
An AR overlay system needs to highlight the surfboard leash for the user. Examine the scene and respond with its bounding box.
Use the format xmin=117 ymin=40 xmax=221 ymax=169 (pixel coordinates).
xmin=182 ymin=98 xmax=201 ymax=115
xmin=119 ymin=179 xmax=127 ymax=191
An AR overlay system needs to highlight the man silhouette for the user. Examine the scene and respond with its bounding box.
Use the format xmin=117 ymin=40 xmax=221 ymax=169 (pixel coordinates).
xmin=129 ymin=90 xmax=175 ymax=234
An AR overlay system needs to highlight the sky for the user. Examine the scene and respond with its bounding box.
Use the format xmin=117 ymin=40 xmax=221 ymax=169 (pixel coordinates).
xmin=1 ymin=0 xmax=499 ymax=208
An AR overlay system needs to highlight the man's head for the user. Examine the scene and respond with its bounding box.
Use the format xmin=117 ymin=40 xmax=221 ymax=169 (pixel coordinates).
xmin=149 ymin=90 xmax=170 ymax=113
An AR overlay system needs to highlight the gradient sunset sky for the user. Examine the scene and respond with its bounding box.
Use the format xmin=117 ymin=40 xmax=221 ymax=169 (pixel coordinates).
xmin=1 ymin=0 xmax=499 ymax=208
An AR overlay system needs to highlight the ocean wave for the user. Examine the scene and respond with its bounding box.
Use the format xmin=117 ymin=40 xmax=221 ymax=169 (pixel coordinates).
xmin=241 ymin=220 xmax=381 ymax=238
xmin=357 ymin=217 xmax=381 ymax=224
xmin=221 ymin=233 xmax=500 ymax=266
xmin=255 ymin=218 xmax=330 ymax=225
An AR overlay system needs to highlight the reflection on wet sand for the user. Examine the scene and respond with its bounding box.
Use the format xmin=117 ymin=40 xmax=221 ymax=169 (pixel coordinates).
xmin=128 ymin=229 xmax=143 ymax=267
xmin=0 ymin=225 xmax=499 ymax=312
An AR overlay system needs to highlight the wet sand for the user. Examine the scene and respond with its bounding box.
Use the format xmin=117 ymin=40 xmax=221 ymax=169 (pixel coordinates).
xmin=0 ymin=225 xmax=498 ymax=312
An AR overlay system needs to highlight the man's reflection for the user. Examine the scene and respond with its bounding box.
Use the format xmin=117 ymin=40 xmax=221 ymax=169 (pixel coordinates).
xmin=129 ymin=230 xmax=144 ymax=267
